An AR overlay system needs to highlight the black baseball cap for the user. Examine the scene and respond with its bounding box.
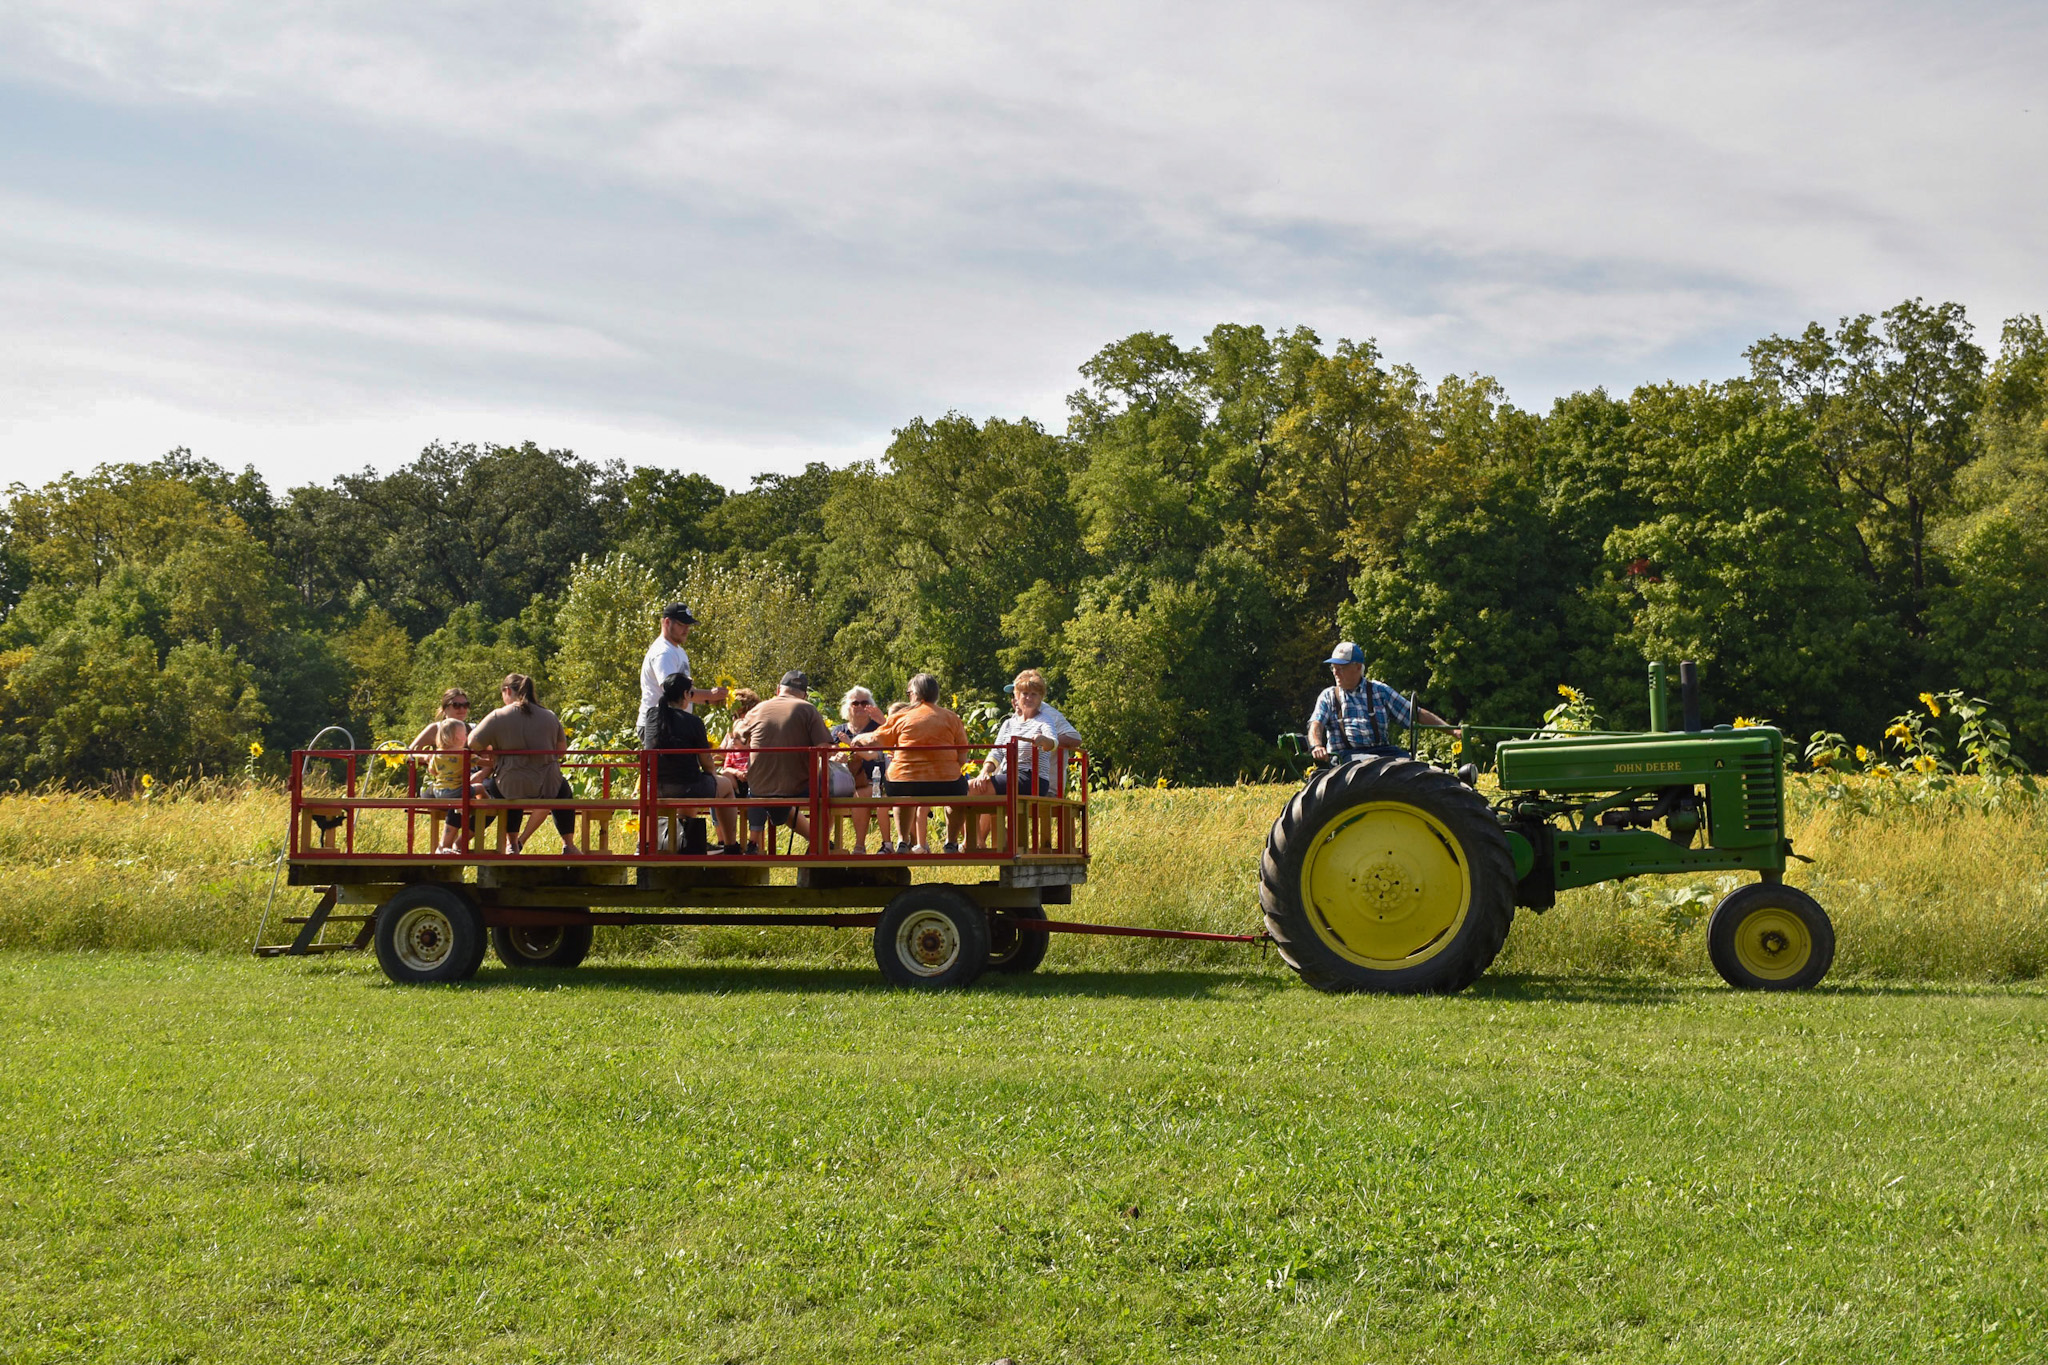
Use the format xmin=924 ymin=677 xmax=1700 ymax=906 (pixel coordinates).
xmin=780 ymin=670 xmax=810 ymax=691
xmin=662 ymin=603 xmax=696 ymax=624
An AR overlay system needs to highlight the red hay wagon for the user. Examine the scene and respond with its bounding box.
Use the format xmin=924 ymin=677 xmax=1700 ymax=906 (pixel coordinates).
xmin=258 ymin=740 xmax=1256 ymax=988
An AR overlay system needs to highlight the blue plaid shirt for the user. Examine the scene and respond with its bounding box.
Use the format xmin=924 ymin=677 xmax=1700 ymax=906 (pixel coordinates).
xmin=1309 ymin=679 xmax=1413 ymax=756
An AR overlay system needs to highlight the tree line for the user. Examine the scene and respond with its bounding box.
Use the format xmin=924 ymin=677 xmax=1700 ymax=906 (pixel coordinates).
xmin=3 ymin=298 xmax=2045 ymax=786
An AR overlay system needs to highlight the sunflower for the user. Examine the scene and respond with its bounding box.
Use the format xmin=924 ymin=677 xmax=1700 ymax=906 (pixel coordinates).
xmin=247 ymin=741 xmax=264 ymax=759
xmin=1919 ymin=692 xmax=1941 ymax=717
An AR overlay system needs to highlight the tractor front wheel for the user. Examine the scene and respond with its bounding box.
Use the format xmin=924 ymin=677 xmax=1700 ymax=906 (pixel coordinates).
xmin=1260 ymin=757 xmax=1515 ymax=995
xmin=1707 ymin=883 xmax=1834 ymax=990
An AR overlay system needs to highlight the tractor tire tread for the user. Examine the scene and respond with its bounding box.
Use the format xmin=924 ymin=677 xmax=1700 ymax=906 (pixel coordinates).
xmin=1260 ymin=757 xmax=1514 ymax=995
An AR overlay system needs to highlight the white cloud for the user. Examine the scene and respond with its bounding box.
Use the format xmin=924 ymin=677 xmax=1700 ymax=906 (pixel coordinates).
xmin=0 ymin=0 xmax=2042 ymax=486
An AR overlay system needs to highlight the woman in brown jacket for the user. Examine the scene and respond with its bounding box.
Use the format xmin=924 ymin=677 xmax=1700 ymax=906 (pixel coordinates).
xmin=467 ymin=674 xmax=578 ymax=854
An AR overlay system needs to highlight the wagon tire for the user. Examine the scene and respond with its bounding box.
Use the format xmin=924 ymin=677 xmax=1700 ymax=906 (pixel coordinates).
xmin=987 ymin=909 xmax=1050 ymax=975
xmin=875 ymin=887 xmax=990 ymax=990
xmin=492 ymin=922 xmax=595 ymax=970
xmin=373 ymin=883 xmax=486 ymax=985
xmin=1707 ymin=883 xmax=1834 ymax=991
xmin=1260 ymin=757 xmax=1514 ymax=995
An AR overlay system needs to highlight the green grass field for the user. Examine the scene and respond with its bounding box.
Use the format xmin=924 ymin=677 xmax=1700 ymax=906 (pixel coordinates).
xmin=3 ymin=953 xmax=2043 ymax=1363
xmin=5 ymin=784 xmax=2047 ymax=1360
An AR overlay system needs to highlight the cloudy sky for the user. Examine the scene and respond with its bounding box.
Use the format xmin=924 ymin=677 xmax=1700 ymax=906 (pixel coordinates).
xmin=2 ymin=0 xmax=2044 ymax=491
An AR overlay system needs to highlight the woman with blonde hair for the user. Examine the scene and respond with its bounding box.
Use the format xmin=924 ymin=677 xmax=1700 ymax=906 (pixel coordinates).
xmin=829 ymin=685 xmax=885 ymax=854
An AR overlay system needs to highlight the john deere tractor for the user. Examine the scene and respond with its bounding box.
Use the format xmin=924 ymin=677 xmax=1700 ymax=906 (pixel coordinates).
xmin=1260 ymin=662 xmax=1834 ymax=994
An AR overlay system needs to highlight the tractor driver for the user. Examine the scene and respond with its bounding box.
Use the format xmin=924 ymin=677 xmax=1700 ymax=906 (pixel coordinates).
xmin=1308 ymin=642 xmax=1457 ymax=763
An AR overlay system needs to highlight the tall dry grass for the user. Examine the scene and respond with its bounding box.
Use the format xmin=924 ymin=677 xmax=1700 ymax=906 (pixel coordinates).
xmin=2 ymin=781 xmax=2044 ymax=980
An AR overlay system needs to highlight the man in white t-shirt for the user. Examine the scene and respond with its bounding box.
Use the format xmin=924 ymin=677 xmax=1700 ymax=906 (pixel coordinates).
xmin=635 ymin=603 xmax=730 ymax=727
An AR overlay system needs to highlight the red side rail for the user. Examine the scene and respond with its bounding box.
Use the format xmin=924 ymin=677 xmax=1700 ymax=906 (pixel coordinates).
xmin=287 ymin=739 xmax=1090 ymax=864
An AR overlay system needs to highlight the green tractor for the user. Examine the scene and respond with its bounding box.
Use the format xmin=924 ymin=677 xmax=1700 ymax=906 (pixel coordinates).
xmin=1260 ymin=662 xmax=1834 ymax=994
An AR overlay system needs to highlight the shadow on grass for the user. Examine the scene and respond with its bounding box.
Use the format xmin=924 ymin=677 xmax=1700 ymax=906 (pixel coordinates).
xmin=1471 ymin=973 xmax=2025 ymax=1003
xmin=332 ymin=955 xmax=2035 ymax=1003
xmin=448 ymin=961 xmax=1293 ymax=1001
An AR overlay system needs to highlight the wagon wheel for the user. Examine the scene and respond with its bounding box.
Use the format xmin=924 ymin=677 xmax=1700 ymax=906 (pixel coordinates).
xmin=874 ymin=887 xmax=990 ymax=990
xmin=373 ymin=883 xmax=486 ymax=985
xmin=987 ymin=908 xmax=1050 ymax=975
xmin=492 ymin=922 xmax=595 ymax=970
xmin=1707 ymin=883 xmax=1835 ymax=991
xmin=1260 ymin=757 xmax=1514 ymax=995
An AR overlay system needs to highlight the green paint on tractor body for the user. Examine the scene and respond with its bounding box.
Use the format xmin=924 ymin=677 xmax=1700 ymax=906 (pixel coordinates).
xmin=1490 ymin=666 xmax=1792 ymax=906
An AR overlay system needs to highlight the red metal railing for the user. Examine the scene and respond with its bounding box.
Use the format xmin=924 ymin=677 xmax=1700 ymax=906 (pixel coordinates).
xmin=287 ymin=739 xmax=1091 ymax=864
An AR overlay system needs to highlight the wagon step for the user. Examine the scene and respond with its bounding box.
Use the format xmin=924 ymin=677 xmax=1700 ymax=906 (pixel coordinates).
xmin=252 ymin=886 xmax=373 ymax=958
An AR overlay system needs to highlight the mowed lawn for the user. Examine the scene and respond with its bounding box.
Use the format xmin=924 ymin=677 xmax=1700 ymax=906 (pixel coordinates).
xmin=3 ymin=954 xmax=2044 ymax=1364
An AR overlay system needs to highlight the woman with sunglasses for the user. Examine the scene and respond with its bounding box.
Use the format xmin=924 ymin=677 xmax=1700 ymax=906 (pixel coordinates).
xmin=408 ymin=688 xmax=479 ymax=853
xmin=829 ymin=686 xmax=887 ymax=854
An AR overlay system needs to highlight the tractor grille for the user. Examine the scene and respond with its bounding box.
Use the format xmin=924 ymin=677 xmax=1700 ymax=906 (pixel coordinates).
xmin=1739 ymin=753 xmax=1782 ymax=832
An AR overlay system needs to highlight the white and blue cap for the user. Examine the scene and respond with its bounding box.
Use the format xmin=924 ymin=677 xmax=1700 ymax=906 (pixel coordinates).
xmin=1323 ymin=641 xmax=1367 ymax=666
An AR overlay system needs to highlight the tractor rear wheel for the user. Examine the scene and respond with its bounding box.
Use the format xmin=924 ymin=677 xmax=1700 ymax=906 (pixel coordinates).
xmin=492 ymin=922 xmax=595 ymax=970
xmin=1260 ymin=758 xmax=1515 ymax=995
xmin=1707 ymin=883 xmax=1834 ymax=990
xmin=373 ymin=883 xmax=486 ymax=985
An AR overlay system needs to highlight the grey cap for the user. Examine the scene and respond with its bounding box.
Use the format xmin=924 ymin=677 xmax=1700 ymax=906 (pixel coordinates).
xmin=780 ymin=670 xmax=810 ymax=692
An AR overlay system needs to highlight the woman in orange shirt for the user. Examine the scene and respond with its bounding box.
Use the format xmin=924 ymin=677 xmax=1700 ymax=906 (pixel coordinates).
xmin=855 ymin=673 xmax=972 ymax=853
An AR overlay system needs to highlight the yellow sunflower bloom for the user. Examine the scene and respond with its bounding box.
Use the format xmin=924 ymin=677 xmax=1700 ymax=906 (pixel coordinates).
xmin=140 ymin=773 xmax=155 ymax=791
xmin=1155 ymin=776 xmax=1170 ymax=789
xmin=1885 ymin=723 xmax=1911 ymax=742
xmin=1732 ymin=716 xmax=1754 ymax=729
xmin=1919 ymin=692 xmax=1941 ymax=717
xmin=1912 ymin=754 xmax=1938 ymax=774
xmin=1854 ymin=745 xmax=1872 ymax=763
xmin=247 ymin=741 xmax=264 ymax=759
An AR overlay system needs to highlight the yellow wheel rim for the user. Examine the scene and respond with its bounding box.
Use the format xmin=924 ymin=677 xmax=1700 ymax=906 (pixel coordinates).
xmin=1297 ymin=801 xmax=1471 ymax=969
xmin=1732 ymin=906 xmax=1813 ymax=981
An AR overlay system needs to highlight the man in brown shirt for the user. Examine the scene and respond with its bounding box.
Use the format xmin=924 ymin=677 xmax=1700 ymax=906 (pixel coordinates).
xmin=729 ymin=670 xmax=832 ymax=850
